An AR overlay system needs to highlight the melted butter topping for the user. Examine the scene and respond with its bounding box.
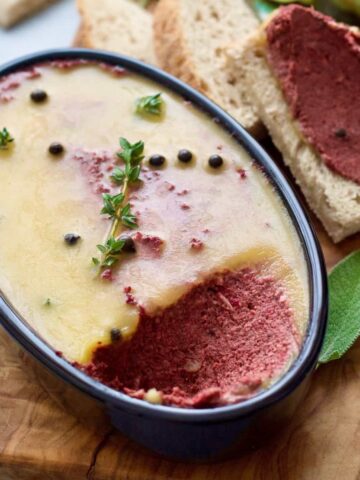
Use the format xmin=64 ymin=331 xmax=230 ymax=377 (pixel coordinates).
xmin=0 ymin=63 xmax=309 ymax=362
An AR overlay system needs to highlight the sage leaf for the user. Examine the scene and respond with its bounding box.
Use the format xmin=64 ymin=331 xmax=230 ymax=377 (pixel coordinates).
xmin=271 ymin=0 xmax=313 ymax=4
xmin=319 ymin=251 xmax=360 ymax=364
xmin=252 ymin=0 xmax=278 ymax=20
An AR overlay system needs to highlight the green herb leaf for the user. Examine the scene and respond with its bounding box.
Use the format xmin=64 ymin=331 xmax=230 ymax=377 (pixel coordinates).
xmin=96 ymin=244 xmax=107 ymax=254
xmin=118 ymin=138 xmax=144 ymax=166
xmin=95 ymin=236 xmax=126 ymax=269
xmin=106 ymin=236 xmax=126 ymax=254
xmin=136 ymin=93 xmax=163 ymax=117
xmin=111 ymin=167 xmax=126 ymax=185
xmin=319 ymin=251 xmax=360 ymax=364
xmin=120 ymin=203 xmax=138 ymax=229
xmin=100 ymin=192 xmax=125 ymax=217
xmin=44 ymin=298 xmax=52 ymax=307
xmin=0 ymin=127 xmax=14 ymax=150
xmin=94 ymin=137 xmax=145 ymax=274
xmin=103 ymin=256 xmax=118 ymax=267
xmin=129 ymin=165 xmax=141 ymax=182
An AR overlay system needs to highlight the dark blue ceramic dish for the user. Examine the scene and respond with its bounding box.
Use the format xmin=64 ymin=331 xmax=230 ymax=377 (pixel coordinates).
xmin=0 ymin=49 xmax=328 ymax=461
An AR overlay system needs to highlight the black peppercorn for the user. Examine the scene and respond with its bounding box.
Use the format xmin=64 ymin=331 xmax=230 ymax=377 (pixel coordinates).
xmin=30 ymin=89 xmax=48 ymax=103
xmin=110 ymin=328 xmax=122 ymax=342
xmin=208 ymin=154 xmax=223 ymax=169
xmin=49 ymin=142 xmax=65 ymax=156
xmin=149 ymin=154 xmax=165 ymax=167
xmin=64 ymin=233 xmax=81 ymax=245
xmin=335 ymin=128 xmax=347 ymax=138
xmin=178 ymin=149 xmax=193 ymax=163
xmin=120 ymin=235 xmax=136 ymax=253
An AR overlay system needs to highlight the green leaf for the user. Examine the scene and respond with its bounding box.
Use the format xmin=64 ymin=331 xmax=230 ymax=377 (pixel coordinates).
xmin=121 ymin=216 xmax=138 ymax=229
xmin=117 ymin=138 xmax=144 ymax=169
xmin=107 ymin=236 xmax=125 ymax=254
xmin=136 ymin=93 xmax=164 ymax=117
xmin=125 ymin=162 xmax=132 ymax=176
xmin=120 ymin=203 xmax=138 ymax=229
xmin=93 ymin=136 xmax=145 ymax=272
xmin=119 ymin=137 xmax=130 ymax=150
xmin=271 ymin=0 xmax=312 ymax=4
xmin=252 ymin=0 xmax=278 ymax=19
xmin=129 ymin=165 xmax=141 ymax=182
xmin=121 ymin=204 xmax=131 ymax=216
xmin=110 ymin=167 xmax=126 ymax=185
xmin=251 ymin=0 xmax=313 ymax=20
xmin=100 ymin=194 xmax=115 ymax=217
xmin=319 ymin=251 xmax=360 ymax=364
xmin=0 ymin=127 xmax=14 ymax=150
xmin=113 ymin=193 xmax=125 ymax=208
xmin=100 ymin=192 xmax=125 ymax=217
xmin=96 ymin=244 xmax=107 ymax=254
xmin=130 ymin=141 xmax=145 ymax=163
xmin=103 ymin=256 xmax=118 ymax=267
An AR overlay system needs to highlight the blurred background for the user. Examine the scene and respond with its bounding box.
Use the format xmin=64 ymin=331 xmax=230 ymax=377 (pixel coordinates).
xmin=0 ymin=0 xmax=78 ymax=64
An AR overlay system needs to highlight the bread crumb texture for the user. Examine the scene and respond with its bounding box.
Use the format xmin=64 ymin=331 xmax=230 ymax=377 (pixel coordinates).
xmin=77 ymin=0 xmax=156 ymax=64
xmin=153 ymin=0 xmax=263 ymax=135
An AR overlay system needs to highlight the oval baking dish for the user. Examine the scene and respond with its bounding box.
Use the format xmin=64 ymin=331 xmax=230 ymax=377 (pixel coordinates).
xmin=0 ymin=49 xmax=328 ymax=461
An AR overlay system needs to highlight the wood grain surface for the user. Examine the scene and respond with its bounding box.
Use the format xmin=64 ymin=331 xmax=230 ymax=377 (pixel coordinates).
xmin=0 ymin=222 xmax=359 ymax=480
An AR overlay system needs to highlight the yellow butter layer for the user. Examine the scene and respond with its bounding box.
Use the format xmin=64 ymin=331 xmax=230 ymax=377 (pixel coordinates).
xmin=0 ymin=64 xmax=309 ymax=362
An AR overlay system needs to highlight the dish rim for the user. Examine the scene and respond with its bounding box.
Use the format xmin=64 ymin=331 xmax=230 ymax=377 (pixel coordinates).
xmin=0 ymin=48 xmax=328 ymax=423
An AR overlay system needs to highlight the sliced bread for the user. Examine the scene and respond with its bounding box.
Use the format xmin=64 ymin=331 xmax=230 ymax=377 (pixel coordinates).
xmin=76 ymin=0 xmax=156 ymax=64
xmin=0 ymin=0 xmax=55 ymax=28
xmin=226 ymin=10 xmax=360 ymax=243
xmin=153 ymin=0 xmax=262 ymax=136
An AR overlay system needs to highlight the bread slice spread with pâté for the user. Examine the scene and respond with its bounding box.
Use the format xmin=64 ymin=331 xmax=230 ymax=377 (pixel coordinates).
xmin=153 ymin=0 xmax=263 ymax=136
xmin=226 ymin=5 xmax=360 ymax=243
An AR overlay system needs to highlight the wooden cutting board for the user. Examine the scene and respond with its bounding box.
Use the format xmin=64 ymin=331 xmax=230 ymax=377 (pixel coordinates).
xmin=0 ymin=220 xmax=359 ymax=480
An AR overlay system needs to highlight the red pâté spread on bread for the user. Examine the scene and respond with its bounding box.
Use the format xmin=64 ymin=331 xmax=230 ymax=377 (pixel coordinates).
xmin=0 ymin=60 xmax=309 ymax=408
xmin=265 ymin=5 xmax=360 ymax=184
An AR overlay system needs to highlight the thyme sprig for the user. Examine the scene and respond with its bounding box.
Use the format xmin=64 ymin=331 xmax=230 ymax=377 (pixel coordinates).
xmin=0 ymin=128 xmax=14 ymax=150
xmin=93 ymin=138 xmax=144 ymax=270
xmin=136 ymin=93 xmax=163 ymax=116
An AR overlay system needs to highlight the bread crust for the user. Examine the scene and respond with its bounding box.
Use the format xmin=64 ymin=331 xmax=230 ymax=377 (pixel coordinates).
xmin=153 ymin=0 xmax=262 ymax=136
xmin=154 ymin=0 xmax=211 ymax=93
xmin=72 ymin=23 xmax=85 ymax=48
